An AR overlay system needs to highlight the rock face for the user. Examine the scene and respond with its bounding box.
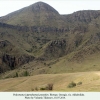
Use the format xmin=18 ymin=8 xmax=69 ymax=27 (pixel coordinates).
xmin=0 ymin=54 xmax=35 ymax=73
xmin=31 ymin=26 xmax=68 ymax=33
xmin=44 ymin=39 xmax=66 ymax=59
xmin=0 ymin=22 xmax=68 ymax=33
xmin=2 ymin=54 xmax=16 ymax=70
xmin=0 ymin=40 xmax=11 ymax=48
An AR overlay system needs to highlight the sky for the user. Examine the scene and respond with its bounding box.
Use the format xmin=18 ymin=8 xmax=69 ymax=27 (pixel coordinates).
xmin=0 ymin=0 xmax=100 ymax=17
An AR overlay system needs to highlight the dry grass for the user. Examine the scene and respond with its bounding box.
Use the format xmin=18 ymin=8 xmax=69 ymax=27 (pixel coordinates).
xmin=0 ymin=71 xmax=100 ymax=91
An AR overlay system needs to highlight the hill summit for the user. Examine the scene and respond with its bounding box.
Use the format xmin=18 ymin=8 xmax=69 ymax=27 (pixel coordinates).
xmin=0 ymin=1 xmax=64 ymax=27
xmin=30 ymin=1 xmax=59 ymax=14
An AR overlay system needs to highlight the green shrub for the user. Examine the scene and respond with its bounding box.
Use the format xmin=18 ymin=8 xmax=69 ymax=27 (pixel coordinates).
xmin=40 ymin=87 xmax=46 ymax=90
xmin=77 ymin=82 xmax=82 ymax=85
xmin=5 ymin=76 xmax=10 ymax=79
xmin=67 ymin=82 xmax=76 ymax=88
xmin=16 ymin=72 xmax=18 ymax=77
xmin=44 ymin=63 xmax=46 ymax=66
xmin=24 ymin=71 xmax=29 ymax=76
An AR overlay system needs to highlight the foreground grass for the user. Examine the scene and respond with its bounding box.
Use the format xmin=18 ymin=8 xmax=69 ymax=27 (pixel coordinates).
xmin=0 ymin=71 xmax=100 ymax=91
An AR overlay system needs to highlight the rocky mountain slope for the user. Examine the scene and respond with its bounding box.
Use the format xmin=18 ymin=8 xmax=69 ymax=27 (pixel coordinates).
xmin=0 ymin=1 xmax=100 ymax=75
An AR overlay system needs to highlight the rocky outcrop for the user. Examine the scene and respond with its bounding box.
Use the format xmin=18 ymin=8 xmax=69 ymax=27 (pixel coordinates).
xmin=2 ymin=54 xmax=16 ymax=70
xmin=0 ymin=54 xmax=35 ymax=73
xmin=0 ymin=22 xmax=29 ymax=32
xmin=71 ymin=25 xmax=88 ymax=34
xmin=0 ymin=22 xmax=68 ymax=33
xmin=16 ymin=55 xmax=35 ymax=66
xmin=44 ymin=39 xmax=66 ymax=59
xmin=0 ymin=40 xmax=12 ymax=48
xmin=31 ymin=26 xmax=68 ymax=33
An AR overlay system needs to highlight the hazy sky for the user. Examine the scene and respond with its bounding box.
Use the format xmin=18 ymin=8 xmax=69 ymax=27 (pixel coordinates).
xmin=0 ymin=0 xmax=100 ymax=17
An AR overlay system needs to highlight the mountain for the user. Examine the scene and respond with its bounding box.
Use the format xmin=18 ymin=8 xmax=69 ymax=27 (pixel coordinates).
xmin=0 ymin=2 xmax=100 ymax=77
xmin=0 ymin=1 xmax=67 ymax=28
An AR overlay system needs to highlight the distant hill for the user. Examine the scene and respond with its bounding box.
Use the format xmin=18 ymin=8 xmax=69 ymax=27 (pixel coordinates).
xmin=0 ymin=1 xmax=100 ymax=75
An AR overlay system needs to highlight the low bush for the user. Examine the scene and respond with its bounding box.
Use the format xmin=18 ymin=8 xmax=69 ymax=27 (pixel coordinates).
xmin=67 ymin=82 xmax=76 ymax=88
xmin=24 ymin=71 xmax=29 ymax=76
xmin=35 ymin=87 xmax=38 ymax=91
xmin=40 ymin=83 xmax=53 ymax=91
xmin=40 ymin=87 xmax=46 ymax=90
xmin=31 ymin=88 xmax=34 ymax=91
xmin=77 ymin=82 xmax=82 ymax=85
xmin=16 ymin=72 xmax=18 ymax=77
xmin=46 ymin=83 xmax=53 ymax=90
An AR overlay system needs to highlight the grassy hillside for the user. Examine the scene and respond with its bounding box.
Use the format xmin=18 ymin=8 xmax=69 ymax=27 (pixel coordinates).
xmin=0 ymin=1 xmax=100 ymax=76
xmin=0 ymin=71 xmax=100 ymax=91
xmin=0 ymin=51 xmax=100 ymax=79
